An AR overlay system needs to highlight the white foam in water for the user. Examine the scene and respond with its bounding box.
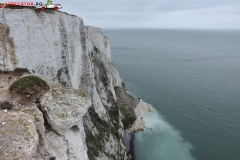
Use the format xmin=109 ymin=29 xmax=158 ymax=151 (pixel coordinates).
xmin=135 ymin=105 xmax=195 ymax=160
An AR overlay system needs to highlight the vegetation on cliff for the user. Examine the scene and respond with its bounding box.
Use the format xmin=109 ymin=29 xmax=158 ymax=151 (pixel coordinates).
xmin=9 ymin=75 xmax=50 ymax=106
xmin=0 ymin=101 xmax=13 ymax=110
xmin=115 ymin=86 xmax=139 ymax=130
xmin=9 ymin=75 xmax=49 ymax=94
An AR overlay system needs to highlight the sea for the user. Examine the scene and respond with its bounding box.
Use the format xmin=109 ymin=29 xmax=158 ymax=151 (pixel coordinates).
xmin=102 ymin=29 xmax=240 ymax=160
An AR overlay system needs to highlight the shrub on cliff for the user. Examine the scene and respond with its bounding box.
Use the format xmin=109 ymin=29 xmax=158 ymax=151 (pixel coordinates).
xmin=14 ymin=67 xmax=30 ymax=73
xmin=9 ymin=75 xmax=49 ymax=95
xmin=0 ymin=101 xmax=13 ymax=110
xmin=49 ymin=157 xmax=56 ymax=160
xmin=0 ymin=70 xmax=9 ymax=74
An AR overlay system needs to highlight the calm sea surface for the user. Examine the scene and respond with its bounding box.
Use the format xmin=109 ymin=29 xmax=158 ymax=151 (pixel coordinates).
xmin=102 ymin=29 xmax=240 ymax=160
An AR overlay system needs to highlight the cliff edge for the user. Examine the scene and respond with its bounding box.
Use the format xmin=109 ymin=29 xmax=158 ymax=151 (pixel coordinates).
xmin=0 ymin=8 xmax=149 ymax=160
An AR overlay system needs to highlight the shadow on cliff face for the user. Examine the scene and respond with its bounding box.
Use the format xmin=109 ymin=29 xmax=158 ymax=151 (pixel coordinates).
xmin=0 ymin=23 xmax=18 ymax=70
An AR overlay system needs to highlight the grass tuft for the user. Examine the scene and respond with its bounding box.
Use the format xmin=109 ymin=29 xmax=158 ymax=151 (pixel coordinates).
xmin=9 ymin=75 xmax=49 ymax=94
xmin=0 ymin=101 xmax=13 ymax=110
xmin=14 ymin=68 xmax=30 ymax=73
xmin=49 ymin=157 xmax=56 ymax=160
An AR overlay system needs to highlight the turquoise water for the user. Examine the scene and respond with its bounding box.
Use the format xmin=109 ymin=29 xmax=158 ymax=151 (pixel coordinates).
xmin=103 ymin=29 xmax=240 ymax=160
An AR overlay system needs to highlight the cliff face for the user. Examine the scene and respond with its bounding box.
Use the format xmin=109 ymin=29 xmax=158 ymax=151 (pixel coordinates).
xmin=0 ymin=8 xmax=149 ymax=160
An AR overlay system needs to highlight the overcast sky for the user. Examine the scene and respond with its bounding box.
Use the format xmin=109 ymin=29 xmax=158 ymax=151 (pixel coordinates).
xmin=53 ymin=0 xmax=240 ymax=29
xmin=35 ymin=0 xmax=240 ymax=29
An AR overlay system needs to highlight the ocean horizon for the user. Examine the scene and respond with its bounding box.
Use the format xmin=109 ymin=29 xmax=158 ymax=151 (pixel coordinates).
xmin=103 ymin=29 xmax=240 ymax=160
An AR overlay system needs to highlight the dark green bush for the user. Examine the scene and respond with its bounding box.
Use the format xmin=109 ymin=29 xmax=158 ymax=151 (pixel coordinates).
xmin=0 ymin=69 xmax=9 ymax=74
xmin=0 ymin=101 xmax=13 ymax=110
xmin=14 ymin=67 xmax=30 ymax=73
xmin=9 ymin=75 xmax=48 ymax=93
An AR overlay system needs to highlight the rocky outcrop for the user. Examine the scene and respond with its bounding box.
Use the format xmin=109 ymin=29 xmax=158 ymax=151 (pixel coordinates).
xmin=39 ymin=79 xmax=91 ymax=160
xmin=0 ymin=110 xmax=38 ymax=160
xmin=0 ymin=8 xmax=148 ymax=160
xmin=0 ymin=74 xmax=92 ymax=160
xmin=127 ymin=100 xmax=150 ymax=132
xmin=115 ymin=86 xmax=150 ymax=132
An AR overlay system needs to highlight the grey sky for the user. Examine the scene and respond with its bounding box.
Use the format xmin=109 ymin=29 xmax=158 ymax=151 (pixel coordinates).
xmin=24 ymin=0 xmax=240 ymax=29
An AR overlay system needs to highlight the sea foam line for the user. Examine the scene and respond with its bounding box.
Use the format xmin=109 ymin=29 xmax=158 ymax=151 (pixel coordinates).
xmin=135 ymin=104 xmax=195 ymax=160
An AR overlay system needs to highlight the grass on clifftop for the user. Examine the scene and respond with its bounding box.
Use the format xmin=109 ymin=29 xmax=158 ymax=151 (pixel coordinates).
xmin=9 ymin=75 xmax=49 ymax=94
xmin=9 ymin=75 xmax=50 ymax=106
xmin=14 ymin=67 xmax=30 ymax=73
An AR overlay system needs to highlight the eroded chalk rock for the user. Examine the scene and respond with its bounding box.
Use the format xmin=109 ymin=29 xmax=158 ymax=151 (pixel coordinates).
xmin=127 ymin=100 xmax=150 ymax=132
xmin=39 ymin=79 xmax=92 ymax=160
xmin=40 ymin=81 xmax=91 ymax=135
xmin=0 ymin=111 xmax=38 ymax=160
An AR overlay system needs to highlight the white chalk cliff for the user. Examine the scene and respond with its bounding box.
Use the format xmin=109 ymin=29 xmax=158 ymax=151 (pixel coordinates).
xmin=0 ymin=8 xmax=149 ymax=160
